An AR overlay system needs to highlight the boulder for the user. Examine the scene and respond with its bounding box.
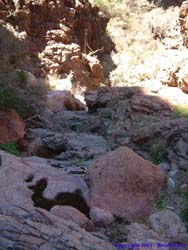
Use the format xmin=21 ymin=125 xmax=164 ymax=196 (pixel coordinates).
xmin=0 ymin=109 xmax=25 ymax=144
xmin=46 ymin=90 xmax=85 ymax=112
xmin=89 ymin=207 xmax=114 ymax=227
xmin=51 ymin=205 xmax=93 ymax=231
xmin=86 ymin=146 xmax=166 ymax=221
xmin=148 ymin=210 xmax=187 ymax=238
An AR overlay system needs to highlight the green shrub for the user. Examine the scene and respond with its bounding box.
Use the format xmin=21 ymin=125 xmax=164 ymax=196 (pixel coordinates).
xmin=156 ymin=193 xmax=166 ymax=210
xmin=0 ymin=141 xmax=21 ymax=156
xmin=0 ymin=24 xmax=47 ymax=119
xmin=0 ymin=70 xmax=47 ymax=118
xmin=171 ymin=106 xmax=188 ymax=119
xmin=150 ymin=142 xmax=166 ymax=164
xmin=0 ymin=89 xmax=23 ymax=114
xmin=180 ymin=209 xmax=188 ymax=222
xmin=177 ymin=190 xmax=188 ymax=221
xmin=16 ymin=70 xmax=27 ymax=87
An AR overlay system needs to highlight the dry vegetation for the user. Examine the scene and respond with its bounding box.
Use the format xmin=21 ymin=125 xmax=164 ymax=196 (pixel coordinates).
xmin=0 ymin=22 xmax=47 ymax=118
xmin=91 ymin=0 xmax=180 ymax=86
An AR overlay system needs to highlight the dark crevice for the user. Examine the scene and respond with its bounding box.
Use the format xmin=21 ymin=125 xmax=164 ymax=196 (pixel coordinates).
xmin=25 ymin=173 xmax=34 ymax=183
xmin=28 ymin=178 xmax=90 ymax=218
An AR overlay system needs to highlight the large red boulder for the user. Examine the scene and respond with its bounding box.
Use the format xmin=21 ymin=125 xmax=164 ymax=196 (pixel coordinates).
xmin=86 ymin=146 xmax=166 ymax=222
xmin=0 ymin=109 xmax=25 ymax=144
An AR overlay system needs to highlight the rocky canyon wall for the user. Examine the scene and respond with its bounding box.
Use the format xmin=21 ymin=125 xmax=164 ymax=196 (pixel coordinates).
xmin=0 ymin=0 xmax=114 ymax=90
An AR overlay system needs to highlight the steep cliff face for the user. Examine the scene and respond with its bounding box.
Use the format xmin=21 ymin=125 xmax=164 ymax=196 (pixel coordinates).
xmin=0 ymin=0 xmax=113 ymax=89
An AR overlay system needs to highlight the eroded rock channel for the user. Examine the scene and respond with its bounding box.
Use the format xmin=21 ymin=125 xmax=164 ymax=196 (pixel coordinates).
xmin=0 ymin=0 xmax=188 ymax=249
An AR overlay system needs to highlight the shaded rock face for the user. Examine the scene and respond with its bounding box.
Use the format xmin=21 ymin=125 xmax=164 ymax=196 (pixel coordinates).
xmin=0 ymin=109 xmax=25 ymax=143
xmin=0 ymin=0 xmax=113 ymax=90
xmin=0 ymin=205 xmax=114 ymax=250
xmin=86 ymin=146 xmax=166 ymax=222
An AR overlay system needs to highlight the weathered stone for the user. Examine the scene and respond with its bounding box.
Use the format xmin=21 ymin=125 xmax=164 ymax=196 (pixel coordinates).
xmin=51 ymin=205 xmax=93 ymax=231
xmin=30 ymin=128 xmax=54 ymax=139
xmin=131 ymin=118 xmax=188 ymax=145
xmin=125 ymin=223 xmax=169 ymax=247
xmin=56 ymin=132 xmax=109 ymax=160
xmin=85 ymin=54 xmax=104 ymax=82
xmin=0 ymin=150 xmax=89 ymax=210
xmin=175 ymin=138 xmax=188 ymax=157
xmin=130 ymin=95 xmax=170 ymax=114
xmin=181 ymin=75 xmax=188 ymax=93
xmin=158 ymin=162 xmax=171 ymax=174
xmin=26 ymin=137 xmax=52 ymax=157
xmin=171 ymin=233 xmax=188 ymax=244
xmin=148 ymin=210 xmax=187 ymax=238
xmin=42 ymin=133 xmax=68 ymax=152
xmin=167 ymin=177 xmax=176 ymax=191
xmin=0 ymin=205 xmax=114 ymax=250
xmin=46 ymin=90 xmax=85 ymax=112
xmin=170 ymin=59 xmax=188 ymax=93
xmin=41 ymin=109 xmax=107 ymax=136
xmin=89 ymin=207 xmax=114 ymax=226
xmin=85 ymin=86 xmax=135 ymax=112
xmin=0 ymin=109 xmax=25 ymax=144
xmin=86 ymin=146 xmax=166 ymax=221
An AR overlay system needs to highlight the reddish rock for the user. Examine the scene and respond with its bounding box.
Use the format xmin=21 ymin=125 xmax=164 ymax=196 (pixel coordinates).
xmin=51 ymin=205 xmax=93 ymax=231
xmin=0 ymin=109 xmax=25 ymax=144
xmin=86 ymin=146 xmax=166 ymax=222
xmin=181 ymin=75 xmax=188 ymax=93
xmin=0 ymin=0 xmax=113 ymax=90
xmin=46 ymin=90 xmax=85 ymax=112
